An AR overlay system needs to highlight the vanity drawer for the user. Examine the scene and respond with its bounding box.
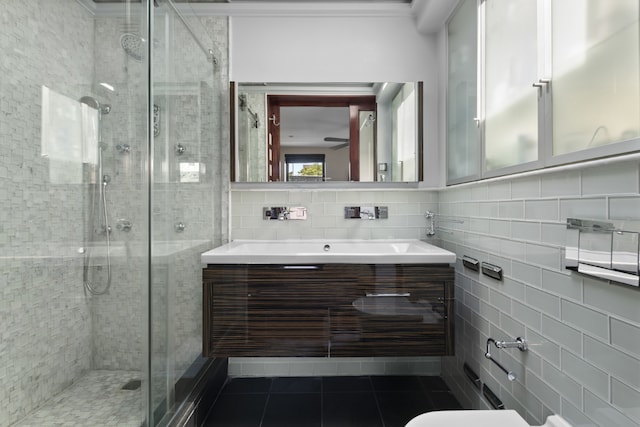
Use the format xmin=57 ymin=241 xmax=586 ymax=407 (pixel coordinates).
xmin=203 ymin=263 xmax=454 ymax=358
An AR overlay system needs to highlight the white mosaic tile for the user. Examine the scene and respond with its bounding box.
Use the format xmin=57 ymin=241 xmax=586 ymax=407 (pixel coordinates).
xmin=13 ymin=370 xmax=142 ymax=427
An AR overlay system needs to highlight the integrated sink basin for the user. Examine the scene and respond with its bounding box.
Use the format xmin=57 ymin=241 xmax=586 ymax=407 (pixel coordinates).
xmin=200 ymin=239 xmax=456 ymax=264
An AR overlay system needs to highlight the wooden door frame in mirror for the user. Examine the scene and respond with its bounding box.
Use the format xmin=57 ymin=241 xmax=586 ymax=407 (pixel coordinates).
xmin=230 ymin=81 xmax=237 ymax=182
xmin=266 ymin=94 xmax=376 ymax=182
xmin=417 ymin=81 xmax=424 ymax=181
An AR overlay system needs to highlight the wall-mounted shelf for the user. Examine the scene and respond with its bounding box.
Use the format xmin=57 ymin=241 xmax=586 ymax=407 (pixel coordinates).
xmin=481 ymin=262 xmax=503 ymax=281
xmin=462 ymin=255 xmax=480 ymax=272
xmin=566 ymin=218 xmax=640 ymax=288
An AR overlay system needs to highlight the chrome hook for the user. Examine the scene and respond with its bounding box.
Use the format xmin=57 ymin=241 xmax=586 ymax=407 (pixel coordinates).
xmin=116 ymin=144 xmax=130 ymax=154
xmin=425 ymin=210 xmax=435 ymax=236
xmin=269 ymin=114 xmax=280 ymax=127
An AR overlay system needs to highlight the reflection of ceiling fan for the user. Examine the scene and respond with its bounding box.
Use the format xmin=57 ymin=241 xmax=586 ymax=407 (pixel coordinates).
xmin=324 ymin=137 xmax=349 ymax=150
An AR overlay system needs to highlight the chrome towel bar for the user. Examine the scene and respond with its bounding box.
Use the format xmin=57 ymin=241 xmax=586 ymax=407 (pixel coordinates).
xmin=485 ymin=337 xmax=527 ymax=381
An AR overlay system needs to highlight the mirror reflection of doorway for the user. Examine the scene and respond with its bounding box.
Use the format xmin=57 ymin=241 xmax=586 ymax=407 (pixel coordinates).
xmin=267 ymin=95 xmax=376 ymax=181
xmin=285 ymin=154 xmax=326 ymax=182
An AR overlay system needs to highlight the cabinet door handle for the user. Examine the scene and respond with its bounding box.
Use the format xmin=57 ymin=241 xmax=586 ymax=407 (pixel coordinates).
xmin=532 ymin=79 xmax=551 ymax=95
xmin=365 ymin=292 xmax=411 ymax=297
xmin=532 ymin=81 xmax=544 ymax=96
xmin=281 ymin=265 xmax=320 ymax=270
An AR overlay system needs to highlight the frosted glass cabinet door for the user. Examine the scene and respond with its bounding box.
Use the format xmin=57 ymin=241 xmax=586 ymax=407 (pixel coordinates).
xmin=484 ymin=0 xmax=539 ymax=172
xmin=447 ymin=0 xmax=479 ymax=183
xmin=552 ymin=0 xmax=640 ymax=156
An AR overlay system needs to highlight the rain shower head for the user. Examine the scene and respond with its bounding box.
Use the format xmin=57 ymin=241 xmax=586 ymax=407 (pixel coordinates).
xmin=80 ymin=96 xmax=111 ymax=115
xmin=120 ymin=33 xmax=143 ymax=62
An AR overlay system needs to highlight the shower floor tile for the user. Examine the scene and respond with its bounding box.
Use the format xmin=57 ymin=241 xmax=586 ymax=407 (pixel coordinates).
xmin=13 ymin=370 xmax=143 ymax=427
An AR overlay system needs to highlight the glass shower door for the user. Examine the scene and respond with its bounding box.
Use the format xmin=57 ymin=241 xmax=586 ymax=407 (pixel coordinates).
xmin=149 ymin=2 xmax=222 ymax=424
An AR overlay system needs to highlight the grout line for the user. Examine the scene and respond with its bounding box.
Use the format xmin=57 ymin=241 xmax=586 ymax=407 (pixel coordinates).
xmin=320 ymin=377 xmax=324 ymax=427
xmin=258 ymin=392 xmax=270 ymax=427
xmin=369 ymin=376 xmax=387 ymax=427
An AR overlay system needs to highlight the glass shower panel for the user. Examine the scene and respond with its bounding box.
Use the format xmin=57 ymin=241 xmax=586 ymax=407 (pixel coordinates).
xmin=0 ymin=1 xmax=148 ymax=426
xmin=150 ymin=3 xmax=219 ymax=425
xmin=484 ymin=0 xmax=539 ymax=171
xmin=551 ymin=0 xmax=640 ymax=156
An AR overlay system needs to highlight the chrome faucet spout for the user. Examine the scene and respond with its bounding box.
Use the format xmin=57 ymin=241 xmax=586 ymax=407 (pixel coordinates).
xmin=360 ymin=210 xmax=375 ymax=220
xmin=278 ymin=208 xmax=289 ymax=221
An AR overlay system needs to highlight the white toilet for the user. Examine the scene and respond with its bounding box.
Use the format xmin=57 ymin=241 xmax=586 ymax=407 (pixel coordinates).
xmin=405 ymin=410 xmax=573 ymax=427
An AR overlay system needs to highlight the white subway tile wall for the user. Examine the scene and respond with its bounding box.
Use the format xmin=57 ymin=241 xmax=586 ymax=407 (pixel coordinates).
xmin=439 ymin=160 xmax=640 ymax=427
xmin=231 ymin=188 xmax=438 ymax=241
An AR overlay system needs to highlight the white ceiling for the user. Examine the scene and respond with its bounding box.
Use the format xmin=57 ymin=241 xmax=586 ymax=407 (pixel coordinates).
xmin=280 ymin=107 xmax=350 ymax=148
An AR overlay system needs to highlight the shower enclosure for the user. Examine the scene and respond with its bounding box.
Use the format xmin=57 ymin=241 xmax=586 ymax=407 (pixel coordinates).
xmin=0 ymin=1 xmax=228 ymax=426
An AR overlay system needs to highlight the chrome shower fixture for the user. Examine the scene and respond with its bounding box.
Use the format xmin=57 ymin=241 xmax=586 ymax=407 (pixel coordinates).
xmin=120 ymin=33 xmax=143 ymax=62
xmin=116 ymin=144 xmax=131 ymax=154
xmin=82 ymin=97 xmax=113 ymax=296
xmin=79 ymin=96 xmax=111 ymax=115
xmin=153 ymin=104 xmax=160 ymax=137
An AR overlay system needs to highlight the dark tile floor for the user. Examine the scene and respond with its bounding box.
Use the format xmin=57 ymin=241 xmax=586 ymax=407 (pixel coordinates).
xmin=201 ymin=375 xmax=463 ymax=427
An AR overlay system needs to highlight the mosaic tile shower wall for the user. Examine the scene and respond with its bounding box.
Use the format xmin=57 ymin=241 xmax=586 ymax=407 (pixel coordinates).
xmin=0 ymin=1 xmax=95 ymax=424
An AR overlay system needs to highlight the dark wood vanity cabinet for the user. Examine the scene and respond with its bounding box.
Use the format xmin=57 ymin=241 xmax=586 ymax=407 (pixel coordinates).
xmin=203 ymin=264 xmax=454 ymax=358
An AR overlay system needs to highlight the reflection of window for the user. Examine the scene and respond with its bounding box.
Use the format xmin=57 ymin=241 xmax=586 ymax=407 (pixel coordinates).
xmin=285 ymin=154 xmax=325 ymax=182
xmin=392 ymin=84 xmax=417 ymax=181
xmin=179 ymin=162 xmax=203 ymax=183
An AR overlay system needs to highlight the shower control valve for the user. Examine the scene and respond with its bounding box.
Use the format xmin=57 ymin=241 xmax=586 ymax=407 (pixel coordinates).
xmin=97 ymin=225 xmax=112 ymax=235
xmin=116 ymin=144 xmax=131 ymax=154
xmin=117 ymin=219 xmax=133 ymax=232
xmin=175 ymin=222 xmax=186 ymax=233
